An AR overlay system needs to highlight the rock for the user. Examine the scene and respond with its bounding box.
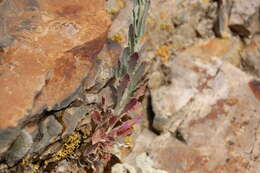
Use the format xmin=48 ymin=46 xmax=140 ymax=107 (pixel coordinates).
xmin=151 ymin=38 xmax=242 ymax=132
xmin=0 ymin=0 xmax=111 ymax=129
xmin=228 ymin=0 xmax=260 ymax=37
xmin=214 ymin=0 xmax=232 ymax=38
xmin=241 ymin=34 xmax=260 ymax=77
xmin=50 ymin=160 xmax=86 ymax=173
xmin=148 ymin=56 xmax=260 ymax=172
xmin=149 ymin=0 xmax=217 ymax=52
xmin=5 ymin=130 xmax=33 ymax=167
xmin=0 ymin=128 xmax=20 ymax=157
xmin=32 ymin=116 xmax=62 ymax=153
xmin=112 ymin=163 xmax=137 ymax=173
xmin=61 ymin=106 xmax=90 ymax=138
xmin=112 ymin=153 xmax=168 ymax=173
xmin=84 ymin=40 xmax=121 ymax=92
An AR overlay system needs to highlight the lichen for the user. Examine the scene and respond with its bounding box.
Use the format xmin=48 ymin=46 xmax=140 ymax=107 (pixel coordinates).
xmin=116 ymin=0 xmax=125 ymax=9
xmin=52 ymin=133 xmax=81 ymax=161
xmin=156 ymin=45 xmax=170 ymax=64
xmin=110 ymin=32 xmax=125 ymax=44
xmin=21 ymin=155 xmax=40 ymax=173
xmin=159 ymin=23 xmax=172 ymax=31
xmin=107 ymin=8 xmax=119 ymax=15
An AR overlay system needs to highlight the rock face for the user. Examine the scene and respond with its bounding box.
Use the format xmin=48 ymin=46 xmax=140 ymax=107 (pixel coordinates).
xmin=0 ymin=0 xmax=111 ymax=129
xmin=241 ymin=34 xmax=260 ymax=77
xmin=107 ymin=0 xmax=260 ymax=173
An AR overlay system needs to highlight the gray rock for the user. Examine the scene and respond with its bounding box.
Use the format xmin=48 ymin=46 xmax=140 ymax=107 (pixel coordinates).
xmin=241 ymin=34 xmax=260 ymax=77
xmin=148 ymin=54 xmax=260 ymax=173
xmin=214 ymin=0 xmax=231 ymax=38
xmin=32 ymin=116 xmax=62 ymax=153
xmin=0 ymin=127 xmax=20 ymax=157
xmin=5 ymin=130 xmax=33 ymax=167
xmin=229 ymin=0 xmax=260 ymax=37
xmin=61 ymin=106 xmax=90 ymax=138
xmin=50 ymin=160 xmax=85 ymax=173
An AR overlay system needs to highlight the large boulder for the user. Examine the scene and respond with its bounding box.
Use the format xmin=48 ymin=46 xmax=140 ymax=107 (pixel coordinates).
xmin=0 ymin=0 xmax=111 ymax=129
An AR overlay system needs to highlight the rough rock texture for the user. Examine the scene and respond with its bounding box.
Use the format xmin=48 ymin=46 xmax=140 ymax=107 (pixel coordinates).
xmin=0 ymin=0 xmax=115 ymax=171
xmin=228 ymin=0 xmax=260 ymax=37
xmin=1 ymin=0 xmax=260 ymax=172
xmin=241 ymin=34 xmax=260 ymax=77
xmin=149 ymin=56 xmax=260 ymax=173
xmin=108 ymin=0 xmax=260 ymax=173
xmin=0 ymin=0 xmax=111 ymax=129
xmin=0 ymin=39 xmax=120 ymax=171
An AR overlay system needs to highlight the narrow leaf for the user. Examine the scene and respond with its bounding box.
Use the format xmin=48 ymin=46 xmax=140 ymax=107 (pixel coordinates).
xmin=128 ymin=62 xmax=146 ymax=94
xmin=117 ymin=74 xmax=130 ymax=102
xmin=128 ymin=52 xmax=139 ymax=74
xmin=111 ymin=114 xmax=143 ymax=135
xmin=122 ymin=98 xmax=138 ymax=114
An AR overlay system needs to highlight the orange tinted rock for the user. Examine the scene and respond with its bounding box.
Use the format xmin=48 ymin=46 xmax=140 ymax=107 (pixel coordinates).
xmin=0 ymin=0 xmax=111 ymax=129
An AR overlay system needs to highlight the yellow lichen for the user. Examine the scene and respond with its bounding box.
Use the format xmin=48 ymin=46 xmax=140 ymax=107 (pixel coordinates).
xmin=227 ymin=56 xmax=240 ymax=67
xmin=106 ymin=8 xmax=119 ymax=15
xmin=110 ymin=32 xmax=125 ymax=44
xmin=159 ymin=23 xmax=172 ymax=31
xmin=147 ymin=17 xmax=155 ymax=26
xmin=116 ymin=0 xmax=125 ymax=9
xmin=156 ymin=45 xmax=170 ymax=64
xmin=32 ymin=164 xmax=40 ymax=173
xmin=124 ymin=136 xmax=133 ymax=148
xmin=21 ymin=155 xmax=40 ymax=173
xmin=53 ymin=133 xmax=81 ymax=161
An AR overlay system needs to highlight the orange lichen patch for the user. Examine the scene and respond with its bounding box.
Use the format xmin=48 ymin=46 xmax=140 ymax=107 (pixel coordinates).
xmin=139 ymin=34 xmax=149 ymax=44
xmin=110 ymin=32 xmax=125 ymax=44
xmin=186 ymin=39 xmax=242 ymax=66
xmin=156 ymin=45 xmax=170 ymax=64
xmin=248 ymin=80 xmax=260 ymax=101
xmin=160 ymin=11 xmax=168 ymax=20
